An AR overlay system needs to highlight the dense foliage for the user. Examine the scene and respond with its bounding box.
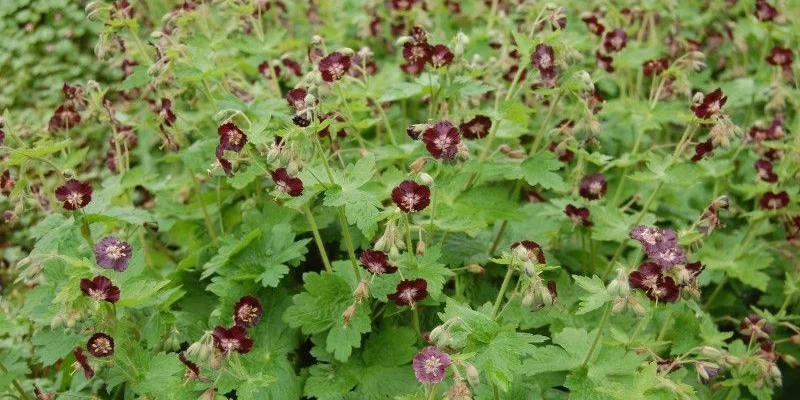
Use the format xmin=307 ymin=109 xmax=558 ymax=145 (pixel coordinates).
xmin=2 ymin=1 xmax=800 ymax=399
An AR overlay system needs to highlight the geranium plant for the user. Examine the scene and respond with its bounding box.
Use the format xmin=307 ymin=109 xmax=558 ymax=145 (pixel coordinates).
xmin=1 ymin=1 xmax=800 ymax=399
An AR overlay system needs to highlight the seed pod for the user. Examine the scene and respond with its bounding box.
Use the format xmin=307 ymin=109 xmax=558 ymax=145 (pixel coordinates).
xmin=612 ymin=296 xmax=626 ymax=314
xmin=416 ymin=239 xmax=426 ymax=256
xmin=342 ymin=303 xmax=357 ymax=326
xmin=466 ymin=264 xmax=485 ymax=274
xmin=409 ymin=157 xmax=428 ymax=173
xmin=464 ymin=362 xmax=480 ymax=386
xmin=353 ymin=280 xmax=370 ymax=302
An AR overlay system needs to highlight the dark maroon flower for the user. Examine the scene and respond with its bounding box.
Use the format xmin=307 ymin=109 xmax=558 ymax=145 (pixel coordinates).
xmin=595 ymin=51 xmax=615 ymax=73
xmin=0 ymin=127 xmax=4 ymax=145
xmin=403 ymin=42 xmax=432 ymax=64
xmin=629 ymin=262 xmax=680 ymax=303
xmin=681 ymin=261 xmax=706 ymax=286
xmin=93 ymin=237 xmax=132 ymax=271
xmin=691 ymin=88 xmax=727 ymax=119
xmin=755 ymin=159 xmax=779 ymax=183
xmin=530 ymin=44 xmax=555 ymax=71
xmin=422 ymin=121 xmax=461 ymax=159
xmin=286 ymin=88 xmax=307 ymax=110
xmin=54 ymin=179 xmax=92 ymax=210
xmin=73 ymin=347 xmax=94 ymax=379
xmin=258 ymin=61 xmax=280 ymax=79
xmin=178 ymin=352 xmax=202 ymax=381
xmin=359 ymin=249 xmax=398 ymax=274
xmin=33 ymin=383 xmax=54 ymax=400
xmin=766 ymin=46 xmax=793 ymax=67
xmin=121 ymin=59 xmax=138 ymax=79
xmin=401 ymin=59 xmax=426 ymax=75
xmin=541 ymin=68 xmax=559 ymax=88
xmin=391 ymin=180 xmax=431 ymax=212
xmin=549 ymin=142 xmax=574 ymax=162
xmin=156 ymin=98 xmax=177 ymax=127
xmin=270 ymin=168 xmax=304 ymax=197
xmin=87 ymin=333 xmax=115 ymax=357
xmin=212 ymin=325 xmax=254 ymax=354
xmin=503 ymin=65 xmax=527 ymax=82
xmin=582 ymin=14 xmax=605 ymax=36
xmin=755 ymin=0 xmax=778 ymax=22
xmin=281 ymin=57 xmax=302 ymax=76
xmin=550 ymin=7 xmax=567 ymax=29
xmin=388 ymin=278 xmax=428 ymax=307
xmin=80 ymin=276 xmax=120 ymax=303
xmin=459 ymin=115 xmax=492 ymax=140
xmin=318 ymin=52 xmax=351 ymax=82
xmin=578 ymin=173 xmax=607 ymax=200
xmin=643 ymin=58 xmax=669 ymax=76
xmin=760 ymin=191 xmax=790 ymax=209
xmin=603 ymin=29 xmax=628 ymax=52
xmin=657 ymin=359 xmax=683 ymax=373
xmin=233 ymin=296 xmax=263 ymax=328
xmin=1 ymin=170 xmax=15 ymax=196
xmin=429 ymin=44 xmax=454 ymax=68
xmin=218 ymin=122 xmax=248 ymax=153
xmin=48 ymin=104 xmax=81 ymax=133
xmin=510 ymin=240 xmax=546 ymax=264
xmin=445 ymin=0 xmax=460 ymax=13
xmin=691 ymin=139 xmax=714 ymax=162
xmin=292 ymin=113 xmax=311 ymax=127
xmin=390 ymin=0 xmax=418 ymax=11
xmin=740 ymin=314 xmax=773 ymax=342
xmin=565 ymin=204 xmax=592 ymax=227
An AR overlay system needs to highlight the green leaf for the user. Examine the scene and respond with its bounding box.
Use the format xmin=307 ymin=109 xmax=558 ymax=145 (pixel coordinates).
xmin=119 ymin=65 xmax=150 ymax=90
xmin=31 ymin=329 xmax=82 ymax=366
xmin=521 ymin=151 xmax=568 ymax=191
xmin=200 ymin=229 xmax=262 ymax=279
xmin=378 ymin=82 xmax=423 ymax=102
xmin=573 ymin=275 xmax=611 ymax=315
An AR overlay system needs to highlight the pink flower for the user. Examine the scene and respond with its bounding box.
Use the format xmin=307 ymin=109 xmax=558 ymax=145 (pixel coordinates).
xmin=412 ymin=346 xmax=451 ymax=384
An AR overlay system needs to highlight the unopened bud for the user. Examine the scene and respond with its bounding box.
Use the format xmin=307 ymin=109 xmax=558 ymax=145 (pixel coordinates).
xmin=358 ymin=148 xmax=369 ymax=157
xmin=464 ymin=362 xmax=480 ymax=386
xmin=612 ymin=296 xmax=626 ymax=313
xmin=208 ymin=352 xmax=223 ymax=370
xmin=395 ymin=36 xmax=414 ymax=46
xmin=418 ymin=172 xmax=433 ymax=186
xmin=629 ymin=296 xmax=646 ymax=316
xmin=416 ymin=239 xmax=426 ymax=255
xmin=521 ymin=292 xmax=535 ymax=308
xmin=342 ymin=303 xmax=357 ymax=326
xmin=354 ymin=280 xmax=369 ymax=302
xmin=311 ymin=35 xmax=323 ymax=45
xmin=50 ymin=313 xmax=64 ymax=329
xmin=199 ymin=388 xmax=216 ymax=400
xmin=409 ymin=157 xmax=428 ymax=173
xmin=512 ymin=245 xmax=530 ymax=261
xmin=699 ymin=346 xmax=724 ymax=359
xmin=454 ymin=32 xmax=469 ymax=57
xmin=466 ymin=264 xmax=485 ymax=274
xmin=337 ymin=47 xmax=355 ymax=56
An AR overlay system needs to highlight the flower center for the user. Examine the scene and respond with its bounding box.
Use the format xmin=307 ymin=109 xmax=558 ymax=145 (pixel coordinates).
xmin=89 ymin=289 xmax=105 ymax=301
xmin=589 ymin=182 xmax=603 ymax=195
xmin=220 ymin=338 xmax=239 ymax=352
xmin=92 ymin=338 xmax=112 ymax=354
xmin=401 ymin=288 xmax=418 ymax=302
xmin=67 ymin=192 xmax=83 ymax=207
xmin=434 ymin=134 xmax=452 ymax=151
xmin=330 ymin=63 xmax=345 ymax=79
xmin=423 ymin=356 xmax=442 ymax=375
xmin=237 ymin=304 xmax=259 ymax=323
xmin=105 ymin=244 xmax=124 ymax=260
xmin=402 ymin=193 xmax=420 ymax=210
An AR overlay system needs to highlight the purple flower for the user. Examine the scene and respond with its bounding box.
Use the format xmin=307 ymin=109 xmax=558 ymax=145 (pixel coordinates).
xmin=403 ymin=42 xmax=432 ymax=64
xmin=48 ymin=104 xmax=81 ymax=133
xmin=55 ymin=179 xmax=92 ymax=210
xmin=755 ymin=0 xmax=778 ymax=22
xmin=691 ymin=88 xmax=727 ymax=119
xmin=391 ymin=180 xmax=431 ymax=212
xmin=754 ymin=159 xmax=779 ymax=183
xmin=650 ymin=246 xmax=688 ymax=269
xmin=212 ymin=325 xmax=254 ymax=354
xmin=87 ymin=333 xmax=115 ymax=357
xmin=93 ymin=237 xmax=133 ymax=271
xmin=80 ymin=276 xmax=120 ymax=303
xmin=530 ymin=44 xmax=555 ymax=71
xmin=691 ymin=139 xmax=714 ymax=162
xmin=643 ymin=58 xmax=669 ymax=76
xmin=178 ymin=352 xmax=203 ymax=381
xmin=603 ymin=29 xmax=628 ymax=52
xmin=359 ymin=249 xmax=398 ymax=275
xmin=1 ymin=170 xmax=15 ymax=196
xmin=286 ymin=88 xmax=307 ymax=110
xmin=218 ymin=122 xmax=248 ymax=153
xmin=578 ymin=173 xmax=608 ymax=200
xmin=582 ymin=14 xmax=605 ymax=36
xmin=429 ymin=44 xmax=454 ymax=68
xmin=412 ymin=346 xmax=451 ymax=384
xmin=422 ymin=121 xmax=461 ymax=159
xmin=629 ymin=262 xmax=679 ymax=303
xmin=270 ymin=168 xmax=304 ymax=197
xmin=630 ymin=225 xmax=678 ymax=252
xmin=766 ymin=46 xmax=793 ymax=68
xmin=388 ymin=278 xmax=428 ymax=307
xmin=233 ymin=296 xmax=263 ymax=328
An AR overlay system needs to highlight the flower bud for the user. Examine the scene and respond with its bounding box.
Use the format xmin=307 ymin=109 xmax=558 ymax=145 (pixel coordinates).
xmin=337 ymin=47 xmax=355 ymax=56
xmin=612 ymin=296 xmax=626 ymax=314
xmin=199 ymin=388 xmax=216 ymax=400
xmin=523 ymin=261 xmax=536 ymax=277
xmin=395 ymin=36 xmax=414 ymax=46
xmin=464 ymin=362 xmax=480 ymax=386
xmin=418 ymin=172 xmax=434 ymax=186
xmin=699 ymin=346 xmax=724 ymax=359
xmin=466 ymin=264 xmax=485 ymax=274
xmin=311 ymin=35 xmax=323 ymax=45
xmin=50 ymin=313 xmax=64 ymax=329
xmin=342 ymin=303 xmax=358 ymax=326
xmin=454 ymin=32 xmax=470 ymax=57
xmin=628 ymin=296 xmax=646 ymax=316
xmin=416 ymin=239 xmax=426 ymax=256
xmin=521 ymin=291 xmax=535 ymax=308
xmin=513 ymin=245 xmax=530 ymax=261
xmin=354 ymin=280 xmax=370 ymax=302
xmin=409 ymin=157 xmax=428 ymax=173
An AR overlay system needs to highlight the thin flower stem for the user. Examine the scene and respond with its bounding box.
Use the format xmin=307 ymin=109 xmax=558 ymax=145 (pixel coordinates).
xmin=657 ymin=313 xmax=672 ymax=341
xmin=487 ymin=0 xmax=500 ymax=30
xmin=488 ymin=221 xmax=509 ymax=256
xmin=80 ymin=209 xmax=95 ymax=249
xmin=191 ymin=175 xmax=218 ymax=241
xmin=529 ymin=92 xmax=563 ymax=154
xmin=304 ymin=205 xmax=332 ymax=273
xmin=0 ymin=361 xmax=30 ymax=400
xmin=412 ymin=306 xmax=421 ymax=338
xmin=612 ymin=125 xmax=646 ymax=204
xmin=335 ymin=83 xmax=367 ymax=148
xmin=127 ymin=22 xmax=153 ymax=65
xmin=581 ymin=302 xmax=613 ymax=367
xmin=338 ymin=208 xmax=361 ymax=280
xmin=491 ymin=257 xmax=517 ymax=320
xmin=370 ymin=97 xmax=397 ymax=146
xmin=404 ymin=214 xmax=415 ymax=262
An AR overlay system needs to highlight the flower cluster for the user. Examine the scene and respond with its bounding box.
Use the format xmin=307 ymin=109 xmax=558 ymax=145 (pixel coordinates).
xmin=399 ymin=26 xmax=453 ymax=75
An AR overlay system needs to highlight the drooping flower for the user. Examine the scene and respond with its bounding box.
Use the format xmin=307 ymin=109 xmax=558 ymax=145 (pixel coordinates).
xmin=403 ymin=41 xmax=432 ymax=64
xmin=80 ymin=276 xmax=120 ymax=303
xmin=582 ymin=14 xmax=605 ymax=36
xmin=233 ymin=296 xmax=263 ymax=328
xmin=48 ymin=104 xmax=81 ymax=133
xmin=740 ymin=314 xmax=773 ymax=342
xmin=564 ymin=204 xmax=592 ymax=227
xmin=578 ymin=173 xmax=608 ymax=200
xmin=754 ymin=159 xmax=778 ymax=183
xmin=603 ymin=29 xmax=628 ymax=52
xmin=429 ymin=44 xmax=454 ymax=68
xmin=388 ymin=278 xmax=428 ymax=306
xmin=595 ymin=51 xmax=615 ymax=73
xmin=87 ymin=333 xmax=115 ymax=357
xmin=459 ymin=115 xmax=492 ymax=140
xmin=155 ymin=98 xmax=177 ymax=127
xmin=391 ymin=180 xmax=431 ymax=212
xmin=412 ymin=346 xmax=451 ymax=384
xmin=696 ymin=362 xmax=720 ymax=384
xmin=286 ymin=88 xmax=308 ymax=110
xmin=390 ymin=0 xmax=418 ymax=11
xmin=760 ymin=191 xmax=789 ymax=209
xmin=281 ymin=57 xmax=302 ymax=76
xmin=755 ymin=0 xmax=778 ymax=22
xmin=530 ymin=44 xmax=555 ymax=71
xmin=691 ymin=88 xmax=727 ymax=119
xmin=93 ymin=237 xmax=133 ymax=271
xmin=765 ymin=46 xmax=793 ymax=68
xmin=211 ymin=325 xmax=254 ymax=354
xmin=510 ymin=240 xmax=546 ymax=264
xmin=643 ymin=57 xmax=669 ymax=76
xmin=72 ymin=347 xmax=94 ymax=379
xmin=1 ymin=170 xmax=15 ymax=196
xmin=691 ymin=139 xmax=714 ymax=162
xmin=218 ymin=122 xmax=248 ymax=153
xmin=54 ymin=179 xmax=93 ymax=210
xmin=359 ymin=249 xmax=398 ymax=274
xmin=318 ymin=52 xmax=351 ymax=82
xmin=422 ymin=121 xmax=461 ymax=159
xmin=628 ymin=262 xmax=680 ymax=303
xmin=270 ymin=168 xmax=304 ymax=197
xmin=178 ymin=352 xmax=203 ymax=381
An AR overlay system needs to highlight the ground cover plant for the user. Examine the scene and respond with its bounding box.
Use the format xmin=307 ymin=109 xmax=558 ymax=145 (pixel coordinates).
xmin=2 ymin=0 xmax=800 ymax=399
